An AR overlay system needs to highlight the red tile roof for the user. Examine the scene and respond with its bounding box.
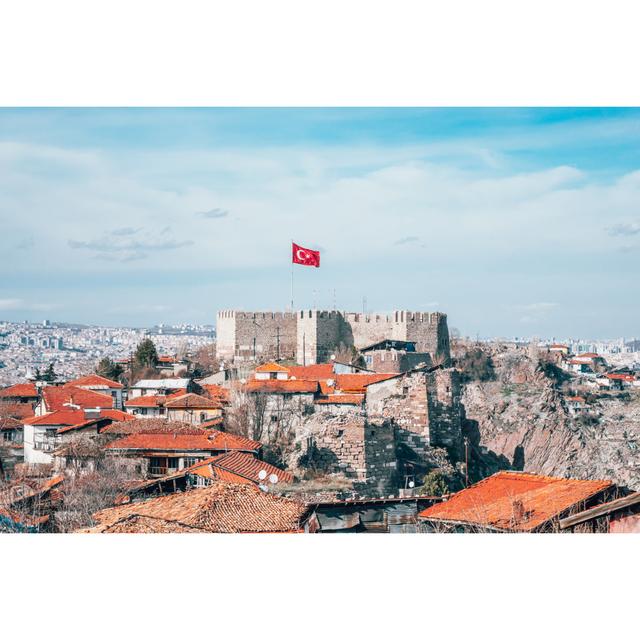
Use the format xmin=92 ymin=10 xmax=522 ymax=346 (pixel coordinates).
xmin=419 ymin=471 xmax=613 ymax=532
xmin=606 ymin=373 xmax=635 ymax=381
xmin=334 ymin=373 xmax=397 ymax=393
xmin=255 ymin=362 xmax=290 ymax=373
xmin=243 ymin=379 xmax=319 ymax=394
xmin=56 ymin=409 xmax=134 ymax=433
xmin=566 ymin=396 xmax=586 ymax=403
xmin=2 ymin=403 xmax=35 ymax=420
xmin=63 ymin=374 xmax=123 ymax=389
xmin=0 ymin=416 xmax=22 ymax=431
xmin=99 ymin=419 xmax=202 ymax=435
xmin=84 ymin=482 xmax=310 ymax=533
xmin=0 ymin=383 xmax=38 ymax=398
xmin=204 ymin=451 xmax=294 ymax=485
xmin=25 ymin=410 xmax=95 ymax=427
xmin=124 ymin=390 xmax=186 ymax=407
xmin=200 ymin=384 xmax=230 ymax=403
xmin=286 ymin=364 xmax=334 ymax=380
xmin=165 ymin=392 xmax=222 ymax=410
xmin=41 ymin=386 xmax=113 ymax=411
xmin=104 ymin=429 xmax=261 ymax=453
xmin=199 ymin=417 xmax=225 ymax=429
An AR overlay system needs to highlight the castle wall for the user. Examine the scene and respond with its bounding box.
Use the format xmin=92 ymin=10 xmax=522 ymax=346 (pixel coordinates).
xmin=296 ymin=310 xmax=353 ymax=365
xmin=366 ymin=367 xmax=463 ymax=461
xmin=305 ymin=411 xmax=397 ymax=495
xmin=217 ymin=309 xmax=450 ymax=366
xmin=216 ymin=311 xmax=297 ymax=361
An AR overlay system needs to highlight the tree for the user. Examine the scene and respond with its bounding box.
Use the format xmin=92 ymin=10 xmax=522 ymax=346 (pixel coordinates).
xmin=96 ymin=357 xmax=124 ymax=382
xmin=455 ymin=347 xmax=495 ymax=383
xmin=418 ymin=469 xmax=450 ymax=496
xmin=189 ymin=343 xmax=219 ymax=378
xmin=35 ymin=363 xmax=57 ymax=382
xmin=134 ymin=338 xmax=159 ymax=370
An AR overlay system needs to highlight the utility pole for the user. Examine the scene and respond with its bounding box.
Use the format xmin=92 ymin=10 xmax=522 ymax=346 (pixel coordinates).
xmin=464 ymin=436 xmax=469 ymax=487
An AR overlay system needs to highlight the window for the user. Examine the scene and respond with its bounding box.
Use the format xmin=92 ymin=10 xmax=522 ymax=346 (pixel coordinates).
xmin=402 ymin=386 xmax=409 ymax=396
xmin=183 ymin=457 xmax=201 ymax=468
xmin=271 ymin=414 xmax=278 ymax=422
xmin=199 ymin=412 xmax=207 ymax=422
xmin=3 ymin=431 xmax=14 ymax=442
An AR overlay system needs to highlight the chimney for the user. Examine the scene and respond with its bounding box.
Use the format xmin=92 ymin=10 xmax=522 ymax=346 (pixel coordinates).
xmin=512 ymin=499 xmax=525 ymax=523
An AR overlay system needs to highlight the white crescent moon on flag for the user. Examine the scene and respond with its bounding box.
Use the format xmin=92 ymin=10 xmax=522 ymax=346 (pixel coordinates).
xmin=296 ymin=249 xmax=308 ymax=260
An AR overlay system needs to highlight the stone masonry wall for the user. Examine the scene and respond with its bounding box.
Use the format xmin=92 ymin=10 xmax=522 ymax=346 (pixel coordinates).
xmin=300 ymin=409 xmax=397 ymax=495
xmin=216 ymin=311 xmax=297 ymax=361
xmin=217 ymin=309 xmax=450 ymax=366
xmin=366 ymin=367 xmax=463 ymax=460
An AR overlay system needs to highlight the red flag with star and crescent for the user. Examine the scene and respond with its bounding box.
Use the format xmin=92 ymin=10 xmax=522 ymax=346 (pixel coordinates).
xmin=292 ymin=242 xmax=320 ymax=268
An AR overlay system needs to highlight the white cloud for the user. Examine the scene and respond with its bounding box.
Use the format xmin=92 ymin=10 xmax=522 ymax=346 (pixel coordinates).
xmin=0 ymin=298 xmax=57 ymax=312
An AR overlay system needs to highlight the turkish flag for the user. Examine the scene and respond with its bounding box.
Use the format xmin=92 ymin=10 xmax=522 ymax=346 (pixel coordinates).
xmin=292 ymin=242 xmax=320 ymax=267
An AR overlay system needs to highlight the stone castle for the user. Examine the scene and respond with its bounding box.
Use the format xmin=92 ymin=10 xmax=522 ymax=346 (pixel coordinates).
xmin=216 ymin=309 xmax=451 ymax=365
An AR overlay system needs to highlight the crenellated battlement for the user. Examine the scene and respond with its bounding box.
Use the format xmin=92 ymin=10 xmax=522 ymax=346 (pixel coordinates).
xmin=216 ymin=308 xmax=450 ymax=365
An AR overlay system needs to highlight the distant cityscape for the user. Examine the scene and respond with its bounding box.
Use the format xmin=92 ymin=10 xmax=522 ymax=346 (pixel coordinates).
xmin=0 ymin=319 xmax=215 ymax=385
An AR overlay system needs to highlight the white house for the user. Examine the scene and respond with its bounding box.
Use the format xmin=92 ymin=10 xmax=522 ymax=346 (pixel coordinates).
xmin=127 ymin=378 xmax=193 ymax=398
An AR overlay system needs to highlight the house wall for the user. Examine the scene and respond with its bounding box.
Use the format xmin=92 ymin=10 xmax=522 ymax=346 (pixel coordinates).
xmin=166 ymin=407 xmax=222 ymax=424
xmin=610 ymin=512 xmax=640 ymax=533
xmin=23 ymin=424 xmax=57 ymax=465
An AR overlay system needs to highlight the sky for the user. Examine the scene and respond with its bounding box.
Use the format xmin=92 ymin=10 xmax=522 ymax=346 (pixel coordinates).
xmin=1 ymin=107 xmax=639 ymax=339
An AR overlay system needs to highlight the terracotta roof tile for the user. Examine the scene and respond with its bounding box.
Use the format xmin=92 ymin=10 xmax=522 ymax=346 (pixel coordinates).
xmin=200 ymin=384 xmax=230 ymax=403
xmin=2 ymin=403 xmax=35 ymax=420
xmin=419 ymin=471 xmax=613 ymax=532
xmin=84 ymin=482 xmax=310 ymax=533
xmin=124 ymin=389 xmax=187 ymax=407
xmin=0 ymin=383 xmax=38 ymax=398
xmin=205 ymin=451 xmax=293 ymax=485
xmin=42 ymin=386 xmax=113 ymax=411
xmin=56 ymin=409 xmax=134 ymax=433
xmin=334 ymin=373 xmax=397 ymax=393
xmin=165 ymin=392 xmax=222 ymax=409
xmin=100 ymin=419 xmax=201 ymax=435
xmin=286 ymin=364 xmax=334 ymax=380
xmin=63 ymin=374 xmax=123 ymax=389
xmin=255 ymin=362 xmax=290 ymax=373
xmin=243 ymin=379 xmax=319 ymax=394
xmin=104 ymin=429 xmax=261 ymax=453
xmin=0 ymin=416 xmax=22 ymax=431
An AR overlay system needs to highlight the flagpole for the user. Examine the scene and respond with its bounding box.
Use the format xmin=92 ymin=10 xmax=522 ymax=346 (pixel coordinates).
xmin=290 ymin=239 xmax=294 ymax=310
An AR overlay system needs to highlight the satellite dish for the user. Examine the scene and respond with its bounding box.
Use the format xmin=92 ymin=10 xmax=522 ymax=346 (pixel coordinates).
xmin=327 ymin=379 xmax=335 ymax=387
xmin=269 ymin=474 xmax=278 ymax=484
xmin=240 ymin=378 xmax=246 ymax=384
xmin=408 ymin=481 xmax=415 ymax=488
xmin=330 ymin=355 xmax=336 ymax=360
xmin=258 ymin=469 xmax=267 ymax=480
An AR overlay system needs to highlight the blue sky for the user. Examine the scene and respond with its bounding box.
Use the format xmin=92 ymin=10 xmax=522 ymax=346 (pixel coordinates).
xmin=1 ymin=107 xmax=639 ymax=339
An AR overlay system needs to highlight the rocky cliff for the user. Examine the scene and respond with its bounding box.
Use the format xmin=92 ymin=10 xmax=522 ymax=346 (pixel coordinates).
xmin=460 ymin=345 xmax=640 ymax=490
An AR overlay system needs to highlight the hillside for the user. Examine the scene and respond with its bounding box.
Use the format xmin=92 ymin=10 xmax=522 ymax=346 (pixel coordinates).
xmin=458 ymin=344 xmax=640 ymax=491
